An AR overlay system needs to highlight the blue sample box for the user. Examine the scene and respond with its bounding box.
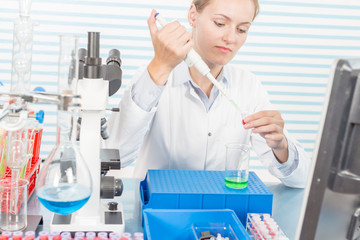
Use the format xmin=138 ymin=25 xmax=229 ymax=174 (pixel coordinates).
xmin=143 ymin=209 xmax=251 ymax=240
xmin=140 ymin=170 xmax=273 ymax=225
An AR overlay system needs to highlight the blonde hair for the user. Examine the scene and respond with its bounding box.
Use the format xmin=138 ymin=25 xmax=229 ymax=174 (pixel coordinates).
xmin=192 ymin=0 xmax=259 ymax=20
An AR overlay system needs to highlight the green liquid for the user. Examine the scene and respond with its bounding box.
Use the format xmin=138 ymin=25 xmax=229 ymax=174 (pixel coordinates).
xmin=225 ymin=177 xmax=248 ymax=189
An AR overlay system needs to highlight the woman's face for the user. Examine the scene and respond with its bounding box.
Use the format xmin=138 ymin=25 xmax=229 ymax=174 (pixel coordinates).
xmin=189 ymin=0 xmax=255 ymax=69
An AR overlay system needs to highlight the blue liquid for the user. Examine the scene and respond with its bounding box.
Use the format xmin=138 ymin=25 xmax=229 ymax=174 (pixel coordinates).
xmin=37 ymin=183 xmax=91 ymax=215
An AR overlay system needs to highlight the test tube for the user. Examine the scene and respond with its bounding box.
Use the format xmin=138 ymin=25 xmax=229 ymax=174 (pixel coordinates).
xmin=97 ymin=232 xmax=108 ymax=240
xmin=75 ymin=232 xmax=85 ymax=239
xmin=61 ymin=232 xmax=71 ymax=239
xmin=2 ymin=232 xmax=12 ymax=237
xmin=25 ymin=231 xmax=35 ymax=237
xmin=50 ymin=232 xmax=60 ymax=237
xmin=108 ymin=233 xmax=118 ymax=240
xmin=86 ymin=232 xmax=96 ymax=240
xmin=13 ymin=232 xmax=23 ymax=237
xmin=121 ymin=233 xmax=131 ymax=239
xmin=133 ymin=233 xmax=143 ymax=239
xmin=39 ymin=231 xmax=49 ymax=237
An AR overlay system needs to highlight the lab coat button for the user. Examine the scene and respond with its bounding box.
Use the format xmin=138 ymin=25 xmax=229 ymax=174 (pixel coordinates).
xmin=208 ymin=132 xmax=212 ymax=136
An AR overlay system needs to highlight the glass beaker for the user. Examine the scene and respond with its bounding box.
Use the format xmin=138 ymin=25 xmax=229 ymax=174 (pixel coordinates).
xmin=36 ymin=35 xmax=92 ymax=215
xmin=225 ymin=143 xmax=250 ymax=189
xmin=0 ymin=178 xmax=28 ymax=231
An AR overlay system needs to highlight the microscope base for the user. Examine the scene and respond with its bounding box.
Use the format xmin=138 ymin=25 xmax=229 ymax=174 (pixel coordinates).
xmin=49 ymin=202 xmax=125 ymax=234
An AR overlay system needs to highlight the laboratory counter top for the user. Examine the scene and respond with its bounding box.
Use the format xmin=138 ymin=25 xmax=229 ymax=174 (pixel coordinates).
xmin=27 ymin=178 xmax=304 ymax=239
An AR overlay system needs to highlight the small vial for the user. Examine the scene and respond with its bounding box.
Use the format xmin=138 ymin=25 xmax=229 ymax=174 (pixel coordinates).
xmin=86 ymin=232 xmax=96 ymax=240
xmin=75 ymin=232 xmax=85 ymax=239
xmin=39 ymin=236 xmax=49 ymax=240
xmin=121 ymin=233 xmax=131 ymax=238
xmin=61 ymin=232 xmax=72 ymax=239
xmin=13 ymin=232 xmax=23 ymax=237
xmin=119 ymin=238 xmax=128 ymax=240
xmin=24 ymin=237 xmax=35 ymax=240
xmin=39 ymin=232 xmax=49 ymax=237
xmin=52 ymin=236 xmax=62 ymax=240
xmin=12 ymin=236 xmax=22 ymax=240
xmin=2 ymin=232 xmax=12 ymax=237
xmin=108 ymin=233 xmax=119 ymax=240
xmin=25 ymin=232 xmax=36 ymax=237
xmin=97 ymin=232 xmax=108 ymax=240
xmin=0 ymin=236 xmax=9 ymax=240
xmin=133 ymin=233 xmax=143 ymax=238
xmin=50 ymin=232 xmax=60 ymax=237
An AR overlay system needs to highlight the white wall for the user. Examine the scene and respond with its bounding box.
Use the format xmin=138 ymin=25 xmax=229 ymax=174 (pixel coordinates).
xmin=1 ymin=0 xmax=360 ymax=180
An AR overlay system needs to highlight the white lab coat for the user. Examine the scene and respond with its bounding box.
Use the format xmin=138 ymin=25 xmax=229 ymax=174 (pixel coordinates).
xmin=105 ymin=62 xmax=311 ymax=188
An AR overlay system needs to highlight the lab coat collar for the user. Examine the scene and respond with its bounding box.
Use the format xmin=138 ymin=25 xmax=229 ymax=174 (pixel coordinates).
xmin=172 ymin=62 xmax=229 ymax=87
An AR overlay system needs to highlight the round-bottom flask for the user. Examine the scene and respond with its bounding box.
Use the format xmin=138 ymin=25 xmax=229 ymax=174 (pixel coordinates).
xmin=36 ymin=110 xmax=92 ymax=215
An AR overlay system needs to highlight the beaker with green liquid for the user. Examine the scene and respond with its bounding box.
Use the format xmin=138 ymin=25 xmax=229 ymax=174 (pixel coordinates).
xmin=225 ymin=143 xmax=250 ymax=189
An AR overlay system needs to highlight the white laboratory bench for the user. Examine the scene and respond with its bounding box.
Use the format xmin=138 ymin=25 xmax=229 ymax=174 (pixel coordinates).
xmin=27 ymin=178 xmax=304 ymax=239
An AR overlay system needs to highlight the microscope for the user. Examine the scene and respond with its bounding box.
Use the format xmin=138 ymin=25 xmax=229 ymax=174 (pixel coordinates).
xmin=48 ymin=32 xmax=125 ymax=233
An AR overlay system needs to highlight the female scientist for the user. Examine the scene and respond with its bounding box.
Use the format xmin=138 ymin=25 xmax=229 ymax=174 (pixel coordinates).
xmin=105 ymin=0 xmax=311 ymax=188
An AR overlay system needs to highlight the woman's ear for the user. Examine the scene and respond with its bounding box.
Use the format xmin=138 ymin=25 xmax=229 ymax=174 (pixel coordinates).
xmin=188 ymin=4 xmax=197 ymax=27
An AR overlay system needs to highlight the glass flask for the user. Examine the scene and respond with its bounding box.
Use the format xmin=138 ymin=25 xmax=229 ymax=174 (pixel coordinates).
xmin=36 ymin=35 xmax=92 ymax=215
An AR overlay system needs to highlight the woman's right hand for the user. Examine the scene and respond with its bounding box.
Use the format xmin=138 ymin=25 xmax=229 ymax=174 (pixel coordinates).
xmin=147 ymin=9 xmax=193 ymax=86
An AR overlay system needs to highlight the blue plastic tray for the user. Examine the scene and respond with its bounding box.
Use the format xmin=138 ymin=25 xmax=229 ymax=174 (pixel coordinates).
xmin=143 ymin=209 xmax=251 ymax=240
xmin=140 ymin=170 xmax=273 ymax=225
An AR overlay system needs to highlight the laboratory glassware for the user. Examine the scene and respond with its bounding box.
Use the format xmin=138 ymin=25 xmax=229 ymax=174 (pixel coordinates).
xmin=225 ymin=143 xmax=250 ymax=189
xmin=0 ymin=178 xmax=28 ymax=231
xmin=11 ymin=0 xmax=34 ymax=93
xmin=36 ymin=35 xmax=92 ymax=215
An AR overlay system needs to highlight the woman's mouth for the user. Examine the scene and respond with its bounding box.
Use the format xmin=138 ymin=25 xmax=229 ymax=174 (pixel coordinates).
xmin=216 ymin=46 xmax=232 ymax=53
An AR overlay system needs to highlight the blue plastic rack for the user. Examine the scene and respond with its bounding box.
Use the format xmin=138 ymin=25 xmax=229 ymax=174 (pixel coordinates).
xmin=140 ymin=170 xmax=273 ymax=225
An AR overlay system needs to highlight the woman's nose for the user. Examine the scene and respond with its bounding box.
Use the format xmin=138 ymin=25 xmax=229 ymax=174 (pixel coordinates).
xmin=222 ymin=27 xmax=236 ymax=43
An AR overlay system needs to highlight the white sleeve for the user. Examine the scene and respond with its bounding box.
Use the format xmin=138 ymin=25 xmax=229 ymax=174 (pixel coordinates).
xmin=103 ymin=66 xmax=159 ymax=167
xmin=249 ymin=76 xmax=311 ymax=188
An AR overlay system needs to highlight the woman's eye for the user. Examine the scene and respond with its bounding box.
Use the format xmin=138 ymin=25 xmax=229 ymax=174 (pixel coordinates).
xmin=238 ymin=28 xmax=247 ymax=33
xmin=214 ymin=21 xmax=224 ymax=27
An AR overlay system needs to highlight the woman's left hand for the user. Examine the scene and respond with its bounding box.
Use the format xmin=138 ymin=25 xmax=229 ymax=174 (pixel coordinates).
xmin=243 ymin=110 xmax=289 ymax=162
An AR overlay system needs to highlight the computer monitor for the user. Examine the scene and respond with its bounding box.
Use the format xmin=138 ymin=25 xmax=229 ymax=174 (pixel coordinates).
xmin=295 ymin=59 xmax=360 ymax=239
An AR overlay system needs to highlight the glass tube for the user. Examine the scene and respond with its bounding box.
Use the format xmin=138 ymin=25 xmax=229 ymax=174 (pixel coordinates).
xmin=10 ymin=0 xmax=34 ymax=93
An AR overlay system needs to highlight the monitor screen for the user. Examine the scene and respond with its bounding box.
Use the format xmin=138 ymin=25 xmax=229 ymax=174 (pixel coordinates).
xmin=295 ymin=58 xmax=360 ymax=239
